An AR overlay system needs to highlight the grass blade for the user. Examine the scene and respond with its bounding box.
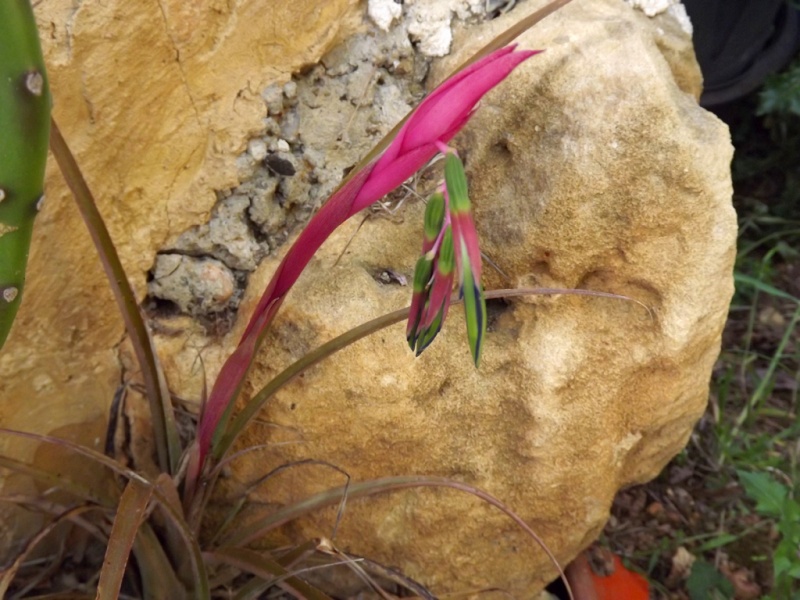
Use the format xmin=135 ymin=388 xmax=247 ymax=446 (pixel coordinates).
xmin=48 ymin=119 xmax=180 ymax=475
xmin=0 ymin=428 xmax=210 ymax=600
xmin=207 ymin=547 xmax=335 ymax=600
xmin=132 ymin=522 xmax=189 ymax=600
xmin=96 ymin=479 xmax=153 ymax=600
xmin=733 ymin=304 xmax=800 ymax=432
xmin=0 ymin=505 xmax=95 ymax=598
xmin=0 ymin=454 xmax=113 ymax=506
xmin=735 ymin=272 xmax=800 ymax=303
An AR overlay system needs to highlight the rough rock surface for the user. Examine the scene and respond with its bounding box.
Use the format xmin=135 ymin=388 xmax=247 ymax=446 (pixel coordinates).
xmin=178 ymin=1 xmax=732 ymax=596
xmin=143 ymin=0 xmax=519 ymax=324
xmin=149 ymin=255 xmax=238 ymax=315
xmin=145 ymin=23 xmax=430 ymax=322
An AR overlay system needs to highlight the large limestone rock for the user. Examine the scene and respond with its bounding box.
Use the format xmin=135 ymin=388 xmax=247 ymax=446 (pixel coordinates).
xmin=183 ymin=1 xmax=733 ymax=596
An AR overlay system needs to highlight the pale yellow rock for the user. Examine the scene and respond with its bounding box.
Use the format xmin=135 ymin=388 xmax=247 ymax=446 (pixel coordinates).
xmin=196 ymin=1 xmax=734 ymax=596
xmin=0 ymin=0 xmax=360 ymax=552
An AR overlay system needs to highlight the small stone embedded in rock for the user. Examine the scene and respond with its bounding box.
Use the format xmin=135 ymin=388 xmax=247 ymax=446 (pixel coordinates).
xmin=280 ymin=112 xmax=300 ymax=144
xmin=263 ymin=117 xmax=280 ymax=137
xmin=283 ymin=80 xmax=297 ymax=99
xmin=262 ymin=83 xmax=285 ymax=115
xmin=278 ymin=161 xmax=312 ymax=210
xmin=247 ymin=139 xmax=268 ymax=162
xmin=148 ymin=254 xmax=236 ymax=315
xmin=368 ymin=0 xmax=403 ymax=31
xmin=623 ymin=0 xmax=693 ymax=34
xmin=170 ymin=194 xmax=263 ymax=271
xmin=406 ymin=1 xmax=454 ymax=57
xmin=245 ymin=177 xmax=285 ymax=235
xmin=264 ymin=153 xmax=297 ymax=176
xmin=235 ymin=153 xmax=257 ymax=180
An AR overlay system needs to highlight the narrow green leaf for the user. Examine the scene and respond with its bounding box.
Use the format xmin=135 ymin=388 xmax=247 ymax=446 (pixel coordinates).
xmin=49 ymin=120 xmax=180 ymax=475
xmin=735 ymin=272 xmax=800 ymax=303
xmin=133 ymin=522 xmax=190 ymax=600
xmin=695 ymin=533 xmax=740 ymax=552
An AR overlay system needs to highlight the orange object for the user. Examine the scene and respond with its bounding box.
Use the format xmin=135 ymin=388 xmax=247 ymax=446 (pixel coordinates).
xmin=590 ymin=554 xmax=650 ymax=600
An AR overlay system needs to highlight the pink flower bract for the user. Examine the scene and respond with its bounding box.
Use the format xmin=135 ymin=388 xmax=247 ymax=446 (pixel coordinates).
xmin=353 ymin=46 xmax=541 ymax=209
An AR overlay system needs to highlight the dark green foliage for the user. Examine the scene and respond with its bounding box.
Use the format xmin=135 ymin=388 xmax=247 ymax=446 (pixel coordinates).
xmin=758 ymin=57 xmax=800 ymax=117
xmin=738 ymin=470 xmax=800 ymax=596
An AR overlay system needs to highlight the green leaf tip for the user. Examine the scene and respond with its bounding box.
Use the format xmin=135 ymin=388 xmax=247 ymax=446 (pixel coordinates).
xmin=412 ymin=255 xmax=434 ymax=292
xmin=461 ymin=254 xmax=487 ymax=367
xmin=444 ymin=152 xmax=471 ymax=213
xmin=424 ymin=191 xmax=446 ymax=241
xmin=438 ymin=226 xmax=455 ymax=274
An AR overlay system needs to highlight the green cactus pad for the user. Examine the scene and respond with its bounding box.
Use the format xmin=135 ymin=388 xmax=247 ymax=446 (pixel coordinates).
xmin=0 ymin=0 xmax=52 ymax=349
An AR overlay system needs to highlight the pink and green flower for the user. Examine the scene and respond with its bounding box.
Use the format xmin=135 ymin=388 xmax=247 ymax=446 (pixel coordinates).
xmin=196 ymin=45 xmax=540 ymax=468
xmin=407 ymin=151 xmax=487 ymax=366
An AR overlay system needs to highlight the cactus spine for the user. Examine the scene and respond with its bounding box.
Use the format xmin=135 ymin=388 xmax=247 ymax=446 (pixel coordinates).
xmin=0 ymin=0 xmax=51 ymax=349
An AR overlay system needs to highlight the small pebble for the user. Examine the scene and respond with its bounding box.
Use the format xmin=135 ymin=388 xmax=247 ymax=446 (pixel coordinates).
xmin=235 ymin=154 xmax=256 ymax=180
xmin=247 ymin=139 xmax=268 ymax=161
xmin=283 ymin=80 xmax=297 ymax=99
xmin=261 ymin=83 xmax=284 ymax=115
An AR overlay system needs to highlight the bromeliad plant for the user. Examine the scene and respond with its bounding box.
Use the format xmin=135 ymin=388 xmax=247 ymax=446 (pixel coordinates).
xmin=0 ymin=1 xmax=619 ymax=598
xmin=191 ymin=44 xmax=541 ymax=479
